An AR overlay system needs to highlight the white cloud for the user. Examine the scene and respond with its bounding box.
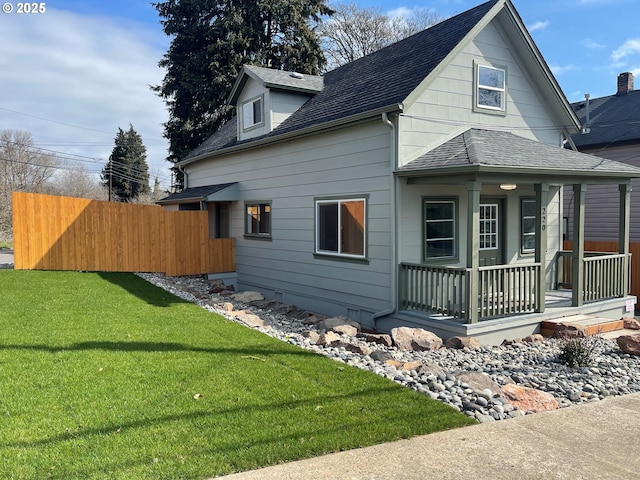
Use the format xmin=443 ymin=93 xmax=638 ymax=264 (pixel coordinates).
xmin=0 ymin=8 xmax=171 ymax=186
xmin=581 ymin=38 xmax=606 ymax=50
xmin=527 ymin=20 xmax=549 ymax=33
xmin=387 ymin=6 xmax=412 ymax=19
xmin=612 ymin=38 xmax=640 ymax=61
xmin=550 ymin=64 xmax=578 ymax=76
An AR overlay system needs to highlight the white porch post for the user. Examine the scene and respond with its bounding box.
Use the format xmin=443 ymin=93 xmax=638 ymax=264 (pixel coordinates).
xmin=466 ymin=181 xmax=481 ymax=323
xmin=619 ymin=182 xmax=632 ymax=295
xmin=572 ymin=183 xmax=587 ymax=307
xmin=535 ymin=183 xmax=548 ymax=313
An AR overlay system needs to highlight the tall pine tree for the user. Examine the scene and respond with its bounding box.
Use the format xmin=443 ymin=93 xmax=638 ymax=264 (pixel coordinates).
xmin=101 ymin=125 xmax=150 ymax=202
xmin=153 ymin=0 xmax=332 ymax=189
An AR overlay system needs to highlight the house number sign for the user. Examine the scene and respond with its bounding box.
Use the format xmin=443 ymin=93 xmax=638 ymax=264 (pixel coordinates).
xmin=541 ymin=206 xmax=546 ymax=231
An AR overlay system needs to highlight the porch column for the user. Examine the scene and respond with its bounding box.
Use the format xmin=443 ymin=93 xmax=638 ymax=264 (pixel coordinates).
xmin=619 ymin=182 xmax=632 ymax=295
xmin=534 ymin=183 xmax=549 ymax=313
xmin=572 ymin=183 xmax=587 ymax=307
xmin=466 ymin=181 xmax=481 ymax=323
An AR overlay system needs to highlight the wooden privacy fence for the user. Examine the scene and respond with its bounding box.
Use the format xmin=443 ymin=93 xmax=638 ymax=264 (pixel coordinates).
xmin=563 ymin=240 xmax=639 ymax=300
xmin=12 ymin=192 xmax=235 ymax=276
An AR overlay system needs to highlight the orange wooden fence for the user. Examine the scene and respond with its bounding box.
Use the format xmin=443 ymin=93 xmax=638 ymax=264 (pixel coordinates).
xmin=12 ymin=192 xmax=234 ymax=276
xmin=564 ymin=240 xmax=640 ymax=300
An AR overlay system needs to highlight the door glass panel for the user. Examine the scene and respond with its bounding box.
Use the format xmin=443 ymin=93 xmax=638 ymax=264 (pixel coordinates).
xmin=479 ymin=204 xmax=498 ymax=251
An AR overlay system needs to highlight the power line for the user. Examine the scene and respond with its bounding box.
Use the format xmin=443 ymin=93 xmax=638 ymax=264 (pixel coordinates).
xmin=0 ymin=106 xmax=114 ymax=135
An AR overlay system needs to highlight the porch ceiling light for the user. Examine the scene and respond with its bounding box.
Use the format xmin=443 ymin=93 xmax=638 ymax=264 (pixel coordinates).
xmin=500 ymin=184 xmax=517 ymax=191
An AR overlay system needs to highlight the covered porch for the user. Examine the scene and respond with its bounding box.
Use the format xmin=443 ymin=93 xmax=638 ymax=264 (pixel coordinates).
xmin=391 ymin=129 xmax=640 ymax=338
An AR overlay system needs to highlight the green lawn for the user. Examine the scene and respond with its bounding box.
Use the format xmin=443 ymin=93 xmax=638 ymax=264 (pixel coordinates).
xmin=0 ymin=271 xmax=474 ymax=479
xmin=0 ymin=241 xmax=12 ymax=249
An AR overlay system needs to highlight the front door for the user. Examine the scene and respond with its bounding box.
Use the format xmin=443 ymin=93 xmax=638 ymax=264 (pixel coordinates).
xmin=479 ymin=199 xmax=505 ymax=266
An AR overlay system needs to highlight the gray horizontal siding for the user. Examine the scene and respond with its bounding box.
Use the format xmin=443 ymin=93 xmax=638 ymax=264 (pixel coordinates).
xmin=189 ymin=120 xmax=394 ymax=322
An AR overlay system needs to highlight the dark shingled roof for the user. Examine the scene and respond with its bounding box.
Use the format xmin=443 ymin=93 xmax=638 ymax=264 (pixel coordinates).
xmin=157 ymin=182 xmax=237 ymax=204
xmin=398 ymin=129 xmax=640 ymax=176
xmin=571 ymin=90 xmax=640 ymax=148
xmin=183 ymin=0 xmax=499 ymax=161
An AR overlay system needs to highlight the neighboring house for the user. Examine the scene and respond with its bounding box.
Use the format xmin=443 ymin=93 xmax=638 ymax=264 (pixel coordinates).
xmin=159 ymin=0 xmax=640 ymax=344
xmin=565 ymin=72 xmax=640 ymax=242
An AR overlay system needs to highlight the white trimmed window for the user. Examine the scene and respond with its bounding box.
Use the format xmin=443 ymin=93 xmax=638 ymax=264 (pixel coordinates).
xmin=424 ymin=199 xmax=456 ymax=259
xmin=245 ymin=202 xmax=271 ymax=237
xmin=316 ymin=198 xmax=366 ymax=258
xmin=476 ymin=64 xmax=506 ymax=112
xmin=242 ymin=96 xmax=263 ymax=130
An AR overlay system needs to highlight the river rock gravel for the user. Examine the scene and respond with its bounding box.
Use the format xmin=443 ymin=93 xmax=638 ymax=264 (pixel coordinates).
xmin=137 ymin=273 xmax=640 ymax=423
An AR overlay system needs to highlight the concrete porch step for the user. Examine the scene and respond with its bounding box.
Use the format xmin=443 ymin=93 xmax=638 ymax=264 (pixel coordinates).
xmin=540 ymin=314 xmax=625 ymax=338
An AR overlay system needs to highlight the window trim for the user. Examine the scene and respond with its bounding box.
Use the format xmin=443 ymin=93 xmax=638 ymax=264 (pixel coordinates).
xmin=314 ymin=196 xmax=368 ymax=261
xmin=423 ymin=197 xmax=458 ymax=262
xmin=244 ymin=200 xmax=272 ymax=239
xmin=242 ymin=95 xmax=264 ymax=131
xmin=521 ymin=197 xmax=536 ymax=254
xmin=473 ymin=61 xmax=507 ymax=115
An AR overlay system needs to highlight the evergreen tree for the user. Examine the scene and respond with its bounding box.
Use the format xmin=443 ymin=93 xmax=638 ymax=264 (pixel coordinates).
xmin=101 ymin=125 xmax=150 ymax=202
xmin=153 ymin=0 xmax=333 ymax=189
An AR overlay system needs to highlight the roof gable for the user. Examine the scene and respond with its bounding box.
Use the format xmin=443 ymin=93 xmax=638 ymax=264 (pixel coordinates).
xmin=228 ymin=65 xmax=324 ymax=105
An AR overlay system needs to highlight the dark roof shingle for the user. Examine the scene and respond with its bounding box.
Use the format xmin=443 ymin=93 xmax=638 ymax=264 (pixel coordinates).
xmin=184 ymin=0 xmax=499 ymax=161
xmin=571 ymin=90 xmax=640 ymax=148
xmin=399 ymin=129 xmax=640 ymax=176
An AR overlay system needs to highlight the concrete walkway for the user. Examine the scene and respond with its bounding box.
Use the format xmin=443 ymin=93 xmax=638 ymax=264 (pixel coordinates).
xmin=215 ymin=392 xmax=640 ymax=480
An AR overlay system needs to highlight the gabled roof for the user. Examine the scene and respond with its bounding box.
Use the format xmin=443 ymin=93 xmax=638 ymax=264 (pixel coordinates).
xmin=181 ymin=0 xmax=500 ymax=163
xmin=228 ymin=65 xmax=324 ymax=104
xmin=571 ymin=90 xmax=640 ymax=148
xmin=157 ymin=182 xmax=238 ymax=205
xmin=398 ymin=129 xmax=640 ymax=180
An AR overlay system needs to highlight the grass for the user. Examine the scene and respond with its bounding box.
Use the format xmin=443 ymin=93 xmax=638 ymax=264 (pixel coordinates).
xmin=0 ymin=271 xmax=474 ymax=479
xmin=0 ymin=241 xmax=12 ymax=249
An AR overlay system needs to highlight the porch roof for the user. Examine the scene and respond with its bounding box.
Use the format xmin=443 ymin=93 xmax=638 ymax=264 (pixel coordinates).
xmin=397 ymin=129 xmax=640 ymax=183
xmin=157 ymin=182 xmax=239 ymax=205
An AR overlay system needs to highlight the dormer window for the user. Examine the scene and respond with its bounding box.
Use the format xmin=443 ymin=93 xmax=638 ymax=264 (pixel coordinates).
xmin=474 ymin=63 xmax=506 ymax=114
xmin=242 ymin=95 xmax=263 ymax=130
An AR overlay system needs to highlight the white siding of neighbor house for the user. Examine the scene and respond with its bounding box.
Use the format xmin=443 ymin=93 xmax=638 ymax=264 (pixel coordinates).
xmin=564 ymin=144 xmax=640 ymax=242
xmin=398 ymin=20 xmax=562 ymax=167
xmin=185 ymin=120 xmax=394 ymax=322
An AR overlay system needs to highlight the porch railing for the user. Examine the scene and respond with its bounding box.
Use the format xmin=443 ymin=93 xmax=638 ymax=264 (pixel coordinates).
xmin=557 ymin=251 xmax=631 ymax=303
xmin=399 ymin=262 xmax=540 ymax=322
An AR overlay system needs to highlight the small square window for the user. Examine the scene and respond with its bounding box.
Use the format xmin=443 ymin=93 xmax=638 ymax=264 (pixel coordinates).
xmin=475 ymin=64 xmax=506 ymax=112
xmin=245 ymin=202 xmax=271 ymax=237
xmin=242 ymin=96 xmax=263 ymax=130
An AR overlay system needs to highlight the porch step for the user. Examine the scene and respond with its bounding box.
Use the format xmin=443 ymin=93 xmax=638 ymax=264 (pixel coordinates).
xmin=540 ymin=314 xmax=625 ymax=338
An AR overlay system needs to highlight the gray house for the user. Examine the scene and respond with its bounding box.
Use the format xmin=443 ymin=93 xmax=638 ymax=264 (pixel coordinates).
xmin=159 ymin=0 xmax=640 ymax=344
xmin=565 ymin=72 xmax=640 ymax=242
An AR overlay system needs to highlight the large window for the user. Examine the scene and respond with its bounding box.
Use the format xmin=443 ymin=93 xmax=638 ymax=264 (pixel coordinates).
xmin=316 ymin=198 xmax=366 ymax=258
xmin=521 ymin=198 xmax=536 ymax=253
xmin=242 ymin=96 xmax=263 ymax=130
xmin=476 ymin=64 xmax=506 ymax=112
xmin=245 ymin=202 xmax=271 ymax=238
xmin=424 ymin=199 xmax=456 ymax=259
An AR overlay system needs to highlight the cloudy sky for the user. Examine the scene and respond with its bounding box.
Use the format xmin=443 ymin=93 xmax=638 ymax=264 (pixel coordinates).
xmin=0 ymin=0 xmax=638 ymax=191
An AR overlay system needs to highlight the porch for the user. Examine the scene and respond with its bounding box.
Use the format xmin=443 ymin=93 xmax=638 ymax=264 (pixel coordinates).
xmin=399 ymin=250 xmax=632 ymax=323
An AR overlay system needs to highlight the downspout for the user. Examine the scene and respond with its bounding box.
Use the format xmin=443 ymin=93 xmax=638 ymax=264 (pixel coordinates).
xmin=177 ymin=164 xmax=188 ymax=190
xmin=371 ymin=111 xmax=399 ymax=329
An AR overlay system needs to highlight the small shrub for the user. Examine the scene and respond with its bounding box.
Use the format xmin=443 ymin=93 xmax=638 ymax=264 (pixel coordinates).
xmin=558 ymin=335 xmax=601 ymax=368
